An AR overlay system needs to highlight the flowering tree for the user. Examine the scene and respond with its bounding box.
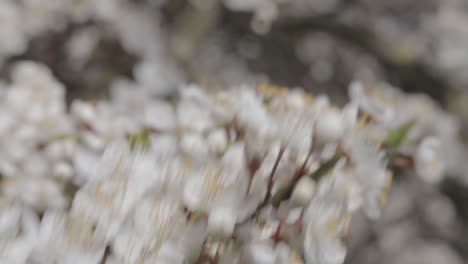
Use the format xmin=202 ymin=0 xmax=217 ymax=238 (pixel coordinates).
xmin=0 ymin=61 xmax=446 ymax=263
xmin=0 ymin=1 xmax=461 ymax=264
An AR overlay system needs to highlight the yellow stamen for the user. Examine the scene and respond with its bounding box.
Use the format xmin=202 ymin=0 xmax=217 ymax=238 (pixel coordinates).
xmin=290 ymin=249 xmax=304 ymax=264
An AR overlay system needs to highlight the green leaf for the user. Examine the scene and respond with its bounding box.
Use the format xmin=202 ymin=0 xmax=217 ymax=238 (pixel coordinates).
xmin=310 ymin=153 xmax=342 ymax=181
xmin=271 ymin=152 xmax=342 ymax=207
xmin=127 ymin=130 xmax=151 ymax=150
xmin=385 ymin=120 xmax=415 ymax=147
xmin=162 ymin=90 xmax=180 ymax=104
xmin=271 ymin=184 xmax=294 ymax=207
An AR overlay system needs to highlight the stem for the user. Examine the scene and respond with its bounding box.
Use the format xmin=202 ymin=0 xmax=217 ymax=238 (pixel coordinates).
xmin=99 ymin=246 xmax=110 ymax=264
xmin=245 ymin=155 xmax=264 ymax=196
xmin=271 ymin=142 xmax=315 ymax=207
xmin=254 ymin=147 xmax=285 ymax=215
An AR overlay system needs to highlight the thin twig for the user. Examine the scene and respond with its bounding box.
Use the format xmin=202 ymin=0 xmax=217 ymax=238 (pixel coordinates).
xmin=254 ymin=147 xmax=285 ymax=216
xmin=99 ymin=246 xmax=110 ymax=264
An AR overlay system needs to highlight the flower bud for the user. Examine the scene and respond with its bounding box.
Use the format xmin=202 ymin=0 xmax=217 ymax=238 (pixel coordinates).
xmin=207 ymin=129 xmax=228 ymax=155
xmin=53 ymin=162 xmax=74 ymax=181
xmin=180 ymin=133 xmax=209 ymax=161
xmin=315 ymin=110 xmax=344 ymax=144
xmin=415 ymin=137 xmax=444 ymax=184
xmin=207 ymin=207 xmax=236 ymax=238
xmin=244 ymin=241 xmax=277 ymax=264
xmin=291 ymin=177 xmax=315 ymax=206
xmin=71 ymin=101 xmax=95 ymax=124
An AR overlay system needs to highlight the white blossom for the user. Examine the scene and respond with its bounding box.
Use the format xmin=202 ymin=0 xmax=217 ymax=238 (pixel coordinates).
xmin=415 ymin=137 xmax=445 ymax=184
xmin=0 ymin=58 xmax=449 ymax=264
xmin=291 ymin=177 xmax=316 ymax=206
xmin=315 ymin=109 xmax=345 ymax=144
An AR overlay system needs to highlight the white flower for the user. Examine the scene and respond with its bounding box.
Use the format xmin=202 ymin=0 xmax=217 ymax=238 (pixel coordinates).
xmin=2 ymin=177 xmax=67 ymax=212
xmin=150 ymin=134 xmax=179 ymax=160
xmin=275 ymin=109 xmax=313 ymax=153
xmin=302 ymin=187 xmax=349 ymax=264
xmin=0 ymin=201 xmax=39 ymax=263
xmin=345 ymin=134 xmax=390 ymax=219
xmin=349 ymin=81 xmax=399 ymax=125
xmin=163 ymin=157 xmax=193 ymax=192
xmin=71 ymin=100 xmax=97 ymax=125
xmin=72 ymin=147 xmax=100 ymax=184
xmin=31 ymin=211 xmax=105 ymax=264
xmin=342 ymin=103 xmax=359 ymax=134
xmin=183 ymin=164 xmax=247 ymax=212
xmin=72 ymin=140 xmax=165 ymax=241
xmin=207 ymin=206 xmax=237 ymax=238
xmin=157 ymin=222 xmax=205 ymax=263
xmin=143 ymin=100 xmax=176 ymax=132
xmin=0 ymin=54 xmax=453 ymax=264
xmin=211 ymin=91 xmax=236 ymax=124
xmin=235 ymin=86 xmax=271 ymax=134
xmin=71 ymin=170 xmax=137 ymax=242
xmin=81 ymin=131 xmax=106 ymax=152
xmin=155 ymin=242 xmax=188 ymax=264
xmin=291 ymin=177 xmax=316 ymax=206
xmin=243 ymin=241 xmax=277 ymax=264
xmin=112 ymin=195 xmax=200 ymax=264
xmin=315 ymin=109 xmax=345 ymax=144
xmin=180 ymin=133 xmax=210 ymax=161
xmin=207 ymin=129 xmax=229 ymax=155
xmin=303 ymin=223 xmax=347 ymax=264
xmin=0 ymin=200 xmax=22 ymax=238
xmin=131 ymin=196 xmax=184 ymax=242
xmin=111 ymin=229 xmax=149 ymax=264
xmin=177 ymin=99 xmax=214 ymax=133
xmin=415 ymin=137 xmax=444 ymax=184
xmin=44 ymin=140 xmax=73 ymax=162
xmin=52 ymin=161 xmax=74 ymax=181
xmin=221 ymin=142 xmax=248 ymax=177
xmin=0 ymin=237 xmax=35 ymax=264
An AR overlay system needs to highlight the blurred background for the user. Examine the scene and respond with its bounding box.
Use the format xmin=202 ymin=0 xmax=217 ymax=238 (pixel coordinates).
xmin=2 ymin=0 xmax=468 ymax=263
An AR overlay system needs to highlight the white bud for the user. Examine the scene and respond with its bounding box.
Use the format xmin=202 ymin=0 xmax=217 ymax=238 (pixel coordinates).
xmin=315 ymin=109 xmax=344 ymax=144
xmin=244 ymin=241 xmax=277 ymax=264
xmin=222 ymin=142 xmax=247 ymax=175
xmin=71 ymin=101 xmax=96 ymax=123
xmin=44 ymin=141 xmax=64 ymax=161
xmin=157 ymin=242 xmax=187 ymax=264
xmin=143 ymin=101 xmax=176 ymax=132
xmin=415 ymin=137 xmax=444 ymax=184
xmin=291 ymin=177 xmax=315 ymax=206
xmin=81 ymin=131 xmax=105 ymax=151
xmin=207 ymin=207 xmax=237 ymax=238
xmin=53 ymin=162 xmax=74 ymax=181
xmin=180 ymin=133 xmax=209 ymax=161
xmin=183 ymin=172 xmax=206 ymax=211
xmin=207 ymin=129 xmax=228 ymax=155
xmin=286 ymin=90 xmax=306 ymax=109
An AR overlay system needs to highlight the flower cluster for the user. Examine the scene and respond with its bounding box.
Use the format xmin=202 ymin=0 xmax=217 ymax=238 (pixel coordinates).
xmin=0 ymin=60 xmax=446 ymax=264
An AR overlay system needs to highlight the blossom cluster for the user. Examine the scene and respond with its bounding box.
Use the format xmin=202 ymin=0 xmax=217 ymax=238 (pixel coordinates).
xmin=0 ymin=60 xmax=446 ymax=264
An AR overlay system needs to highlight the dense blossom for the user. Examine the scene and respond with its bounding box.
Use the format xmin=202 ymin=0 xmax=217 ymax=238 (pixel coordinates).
xmin=0 ymin=1 xmax=460 ymax=263
xmin=0 ymin=59 xmax=447 ymax=263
